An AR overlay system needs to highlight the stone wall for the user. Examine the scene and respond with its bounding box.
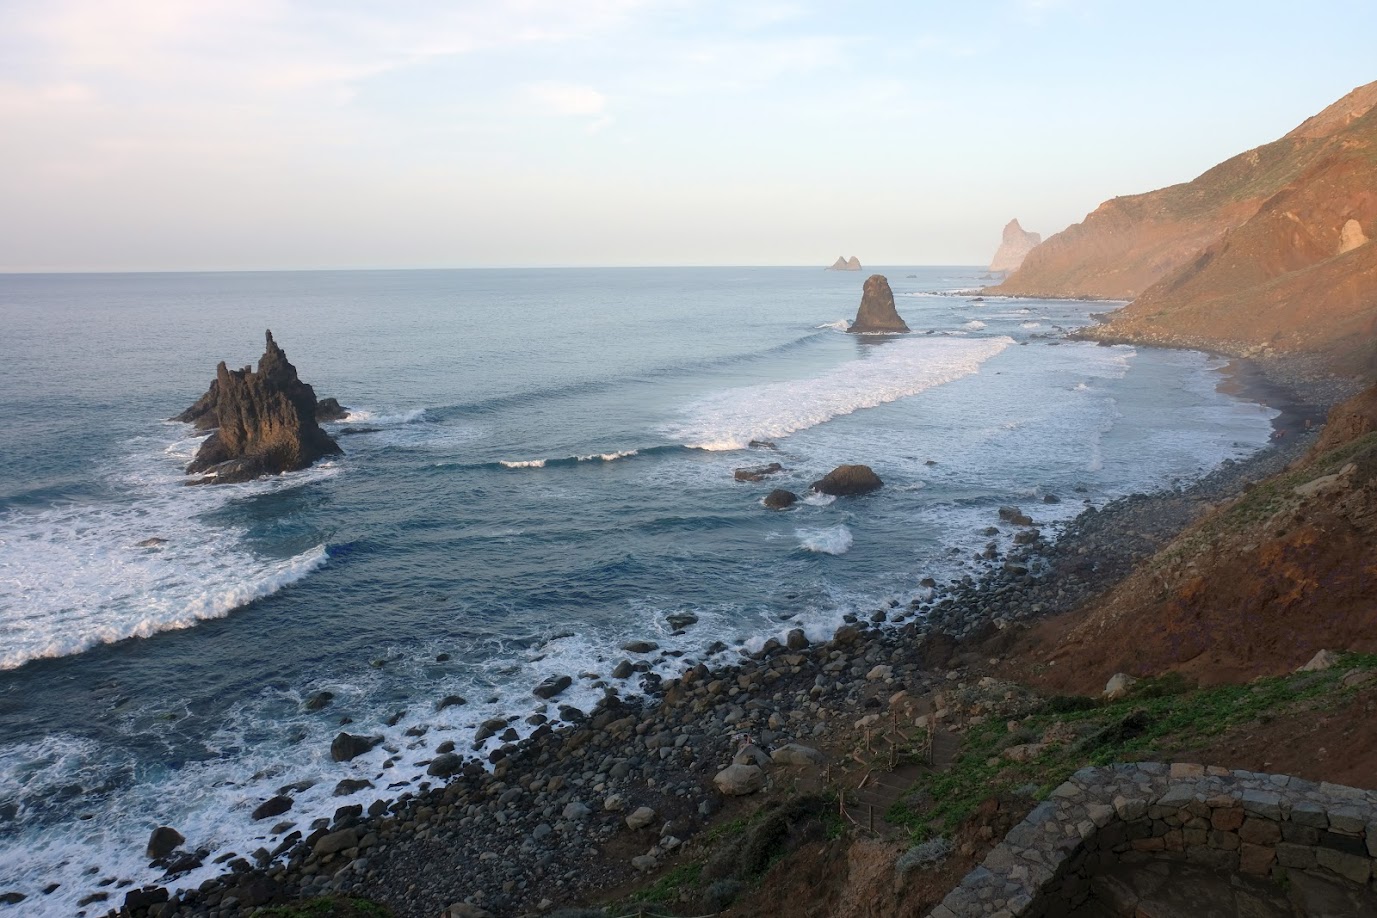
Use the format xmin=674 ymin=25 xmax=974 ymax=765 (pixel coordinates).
xmin=929 ymin=763 xmax=1377 ymax=917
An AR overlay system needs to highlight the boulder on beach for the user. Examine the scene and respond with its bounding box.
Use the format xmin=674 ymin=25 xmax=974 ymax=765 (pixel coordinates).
xmin=178 ymin=331 xmax=343 ymax=484
xmin=811 ymin=465 xmax=883 ymax=496
xmin=734 ymin=462 xmax=784 ymax=482
xmin=146 ymin=825 xmax=185 ymax=859
xmin=764 ymin=489 xmax=799 ymax=510
xmin=846 ymin=275 xmax=909 ymax=334
xmin=713 ymin=763 xmax=765 ymax=796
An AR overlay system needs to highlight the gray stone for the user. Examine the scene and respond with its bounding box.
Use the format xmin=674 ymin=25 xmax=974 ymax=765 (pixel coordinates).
xmin=625 ymin=806 xmax=656 ymax=830
xmin=771 ymin=743 xmax=826 ymax=767
xmin=146 ymin=826 xmax=185 ymax=859
xmin=713 ymin=764 xmax=764 ymax=796
xmin=313 ymin=827 xmax=358 ymax=856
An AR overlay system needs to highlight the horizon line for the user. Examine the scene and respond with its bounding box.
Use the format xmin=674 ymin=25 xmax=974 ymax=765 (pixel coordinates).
xmin=0 ymin=263 xmax=991 ymax=277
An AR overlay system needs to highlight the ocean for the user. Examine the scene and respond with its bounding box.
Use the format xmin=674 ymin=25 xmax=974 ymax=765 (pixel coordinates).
xmin=0 ymin=266 xmax=1275 ymax=913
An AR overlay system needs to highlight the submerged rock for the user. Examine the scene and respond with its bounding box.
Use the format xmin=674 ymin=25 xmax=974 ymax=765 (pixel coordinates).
xmin=178 ymin=331 xmax=343 ymax=484
xmin=734 ymin=462 xmax=784 ymax=482
xmin=846 ymin=275 xmax=909 ymax=334
xmin=533 ymin=675 xmax=573 ymax=699
xmin=811 ymin=465 xmax=883 ymax=496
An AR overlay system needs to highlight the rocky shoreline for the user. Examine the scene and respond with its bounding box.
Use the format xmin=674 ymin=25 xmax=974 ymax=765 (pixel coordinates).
xmin=86 ymin=357 xmax=1336 ymax=918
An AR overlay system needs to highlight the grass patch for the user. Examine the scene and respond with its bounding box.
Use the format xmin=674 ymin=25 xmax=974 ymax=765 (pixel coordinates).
xmin=640 ymin=863 xmax=702 ymax=904
xmin=889 ymin=653 xmax=1377 ymax=842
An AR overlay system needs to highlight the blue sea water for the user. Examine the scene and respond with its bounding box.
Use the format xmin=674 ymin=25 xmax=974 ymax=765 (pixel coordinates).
xmin=0 ymin=266 xmax=1275 ymax=912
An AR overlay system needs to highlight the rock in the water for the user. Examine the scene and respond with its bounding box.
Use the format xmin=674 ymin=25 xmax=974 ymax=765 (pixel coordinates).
xmin=771 ymin=744 xmax=826 ymax=766
xmin=334 ymin=778 xmax=374 ymax=796
xmin=846 ymin=275 xmax=909 ymax=334
xmin=315 ymin=397 xmax=349 ymax=422
xmin=136 ymin=537 xmax=167 ymax=548
xmin=1103 ymin=673 xmax=1139 ymax=700
xmin=146 ymin=826 xmax=185 ymax=859
xmin=998 ymin=505 xmax=1034 ymax=526
xmin=436 ymin=694 xmax=467 ymax=711
xmin=826 ymin=255 xmax=862 ymax=271
xmin=665 ymin=612 xmax=699 ymax=629
xmin=763 ymin=489 xmax=799 ymax=510
xmin=622 ymin=640 xmax=658 ymax=654
xmin=330 ymin=732 xmax=381 ymax=762
xmin=625 ymin=806 xmax=657 ymax=830
xmin=533 ymin=675 xmax=573 ymax=699
xmin=179 ymin=331 xmax=343 ymax=484
xmin=734 ymin=462 xmax=784 ymax=482
xmin=786 ymin=628 xmax=809 ymax=650
xmin=611 ymin=660 xmax=635 ymax=679
xmin=811 ymin=465 xmax=882 ymax=496
xmin=989 ymin=218 xmax=1042 ymax=273
xmin=251 ymin=796 xmax=293 ymax=821
xmin=713 ymin=763 xmax=765 ymax=796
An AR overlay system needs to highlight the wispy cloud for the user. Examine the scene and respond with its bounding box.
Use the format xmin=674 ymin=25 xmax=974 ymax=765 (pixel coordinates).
xmin=523 ymin=82 xmax=608 ymax=117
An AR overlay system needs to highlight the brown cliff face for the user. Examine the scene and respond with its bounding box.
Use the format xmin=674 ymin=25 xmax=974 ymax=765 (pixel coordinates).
xmin=990 ymin=81 xmax=1377 ymax=373
xmin=1014 ymin=384 xmax=1377 ymax=694
xmin=180 ymin=331 xmax=343 ymax=484
xmin=988 ymin=219 xmax=1042 ymax=273
xmin=847 ymin=275 xmax=909 ymax=334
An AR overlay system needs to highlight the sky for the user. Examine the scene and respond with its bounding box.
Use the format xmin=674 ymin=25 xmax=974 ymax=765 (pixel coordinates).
xmin=1 ymin=0 xmax=1374 ymax=272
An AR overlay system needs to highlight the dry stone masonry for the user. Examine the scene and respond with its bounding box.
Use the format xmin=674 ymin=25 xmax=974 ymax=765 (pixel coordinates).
xmin=929 ymin=763 xmax=1377 ymax=917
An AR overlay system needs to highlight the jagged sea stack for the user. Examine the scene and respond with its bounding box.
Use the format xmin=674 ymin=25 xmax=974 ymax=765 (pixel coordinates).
xmin=989 ymin=218 xmax=1041 ymax=273
xmin=846 ymin=274 xmax=910 ymax=334
xmin=177 ymin=331 xmax=343 ymax=484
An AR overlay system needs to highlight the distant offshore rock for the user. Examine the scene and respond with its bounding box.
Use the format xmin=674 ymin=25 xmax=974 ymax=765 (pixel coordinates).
xmin=846 ymin=275 xmax=909 ymax=334
xmin=177 ymin=330 xmax=344 ymax=485
xmin=826 ymin=255 xmax=862 ymax=271
xmin=988 ymin=218 xmax=1041 ymax=273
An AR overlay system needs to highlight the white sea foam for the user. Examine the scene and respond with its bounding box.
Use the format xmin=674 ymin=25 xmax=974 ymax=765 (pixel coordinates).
xmin=796 ymin=525 xmax=853 ymax=555
xmin=815 ymin=320 xmax=850 ymax=331
xmin=668 ymin=336 xmax=1013 ymax=450
xmin=801 ymin=491 xmax=836 ymax=506
xmin=963 ymin=320 xmax=987 ymax=330
xmin=500 ymin=458 xmax=547 ymax=469
xmin=0 ymin=442 xmax=332 ymax=671
xmin=576 ymin=450 xmax=638 ymax=462
xmin=1021 ymin=322 xmax=1042 ymax=329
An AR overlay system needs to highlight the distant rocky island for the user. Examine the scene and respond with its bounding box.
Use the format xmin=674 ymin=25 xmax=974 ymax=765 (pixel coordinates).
xmin=847 ymin=274 xmax=910 ymax=334
xmin=826 ymin=256 xmax=862 ymax=271
xmin=988 ymin=218 xmax=1041 ymax=273
xmin=174 ymin=330 xmax=346 ymax=484
xmin=989 ymin=79 xmax=1377 ymax=375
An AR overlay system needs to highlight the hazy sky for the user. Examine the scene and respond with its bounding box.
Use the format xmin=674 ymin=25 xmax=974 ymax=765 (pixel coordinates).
xmin=2 ymin=0 xmax=1374 ymax=271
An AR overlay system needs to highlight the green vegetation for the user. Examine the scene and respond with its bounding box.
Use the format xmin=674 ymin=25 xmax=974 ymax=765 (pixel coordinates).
xmin=889 ymin=653 xmax=1377 ymax=842
xmin=639 ymin=863 xmax=702 ymax=904
xmin=259 ymin=897 xmax=393 ymax=918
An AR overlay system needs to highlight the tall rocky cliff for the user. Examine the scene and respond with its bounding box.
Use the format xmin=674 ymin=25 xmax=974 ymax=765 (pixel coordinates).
xmin=990 ymin=81 xmax=1377 ymax=375
xmin=177 ymin=331 xmax=344 ymax=484
xmin=988 ymin=219 xmax=1041 ymax=273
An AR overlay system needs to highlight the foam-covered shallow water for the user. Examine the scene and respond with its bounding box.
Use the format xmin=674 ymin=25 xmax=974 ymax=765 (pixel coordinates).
xmin=0 ymin=267 xmax=1276 ymax=914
